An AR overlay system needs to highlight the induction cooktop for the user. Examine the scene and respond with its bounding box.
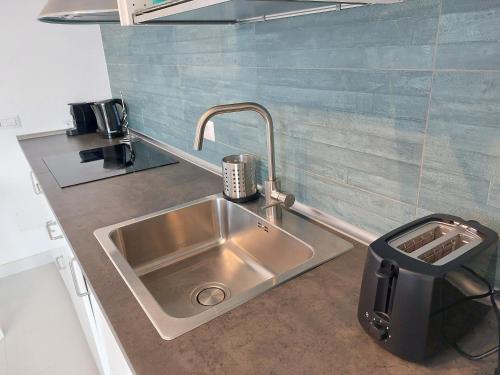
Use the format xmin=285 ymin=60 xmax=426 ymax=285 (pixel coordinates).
xmin=43 ymin=141 xmax=178 ymax=188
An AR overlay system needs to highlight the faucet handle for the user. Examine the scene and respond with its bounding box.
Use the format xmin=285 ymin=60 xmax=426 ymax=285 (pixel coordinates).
xmin=270 ymin=190 xmax=295 ymax=208
xmin=261 ymin=191 xmax=295 ymax=211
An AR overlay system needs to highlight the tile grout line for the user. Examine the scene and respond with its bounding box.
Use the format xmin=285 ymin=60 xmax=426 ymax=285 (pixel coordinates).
xmin=105 ymin=62 xmax=500 ymax=74
xmin=414 ymin=0 xmax=444 ymax=218
xmin=487 ymin=179 xmax=493 ymax=206
xmin=487 ymin=175 xmax=497 ymax=207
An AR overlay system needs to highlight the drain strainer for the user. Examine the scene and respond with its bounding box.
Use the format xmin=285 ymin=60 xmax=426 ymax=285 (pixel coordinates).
xmin=196 ymin=287 xmax=226 ymax=306
xmin=191 ymin=283 xmax=231 ymax=307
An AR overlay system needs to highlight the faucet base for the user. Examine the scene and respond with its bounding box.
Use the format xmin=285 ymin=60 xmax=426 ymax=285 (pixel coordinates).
xmin=264 ymin=180 xmax=282 ymax=222
xmin=222 ymin=191 xmax=260 ymax=204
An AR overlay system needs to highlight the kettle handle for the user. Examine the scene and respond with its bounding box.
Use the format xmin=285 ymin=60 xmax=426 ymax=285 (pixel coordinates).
xmin=90 ymin=103 xmax=105 ymax=133
xmin=111 ymin=98 xmax=127 ymax=124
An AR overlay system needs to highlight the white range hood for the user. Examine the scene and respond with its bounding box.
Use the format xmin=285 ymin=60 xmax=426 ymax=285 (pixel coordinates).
xmin=38 ymin=0 xmax=120 ymax=23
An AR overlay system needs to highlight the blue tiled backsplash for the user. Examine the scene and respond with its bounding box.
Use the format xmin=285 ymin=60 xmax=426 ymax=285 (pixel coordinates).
xmin=100 ymin=0 xmax=500 ymax=237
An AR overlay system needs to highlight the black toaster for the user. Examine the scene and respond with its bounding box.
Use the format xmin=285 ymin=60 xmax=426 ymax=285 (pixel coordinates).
xmin=357 ymin=214 xmax=498 ymax=362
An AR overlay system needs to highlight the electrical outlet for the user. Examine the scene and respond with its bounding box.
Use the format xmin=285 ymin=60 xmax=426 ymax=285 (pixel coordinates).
xmin=0 ymin=115 xmax=21 ymax=128
xmin=204 ymin=120 xmax=215 ymax=142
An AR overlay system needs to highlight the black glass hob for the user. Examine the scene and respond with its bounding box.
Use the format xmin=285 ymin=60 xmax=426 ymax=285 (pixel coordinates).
xmin=43 ymin=141 xmax=178 ymax=188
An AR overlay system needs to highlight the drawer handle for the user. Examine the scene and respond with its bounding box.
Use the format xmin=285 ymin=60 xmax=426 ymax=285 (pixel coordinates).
xmin=46 ymin=220 xmax=63 ymax=240
xmin=55 ymin=256 xmax=66 ymax=270
xmin=30 ymin=171 xmax=42 ymax=195
xmin=69 ymin=258 xmax=90 ymax=298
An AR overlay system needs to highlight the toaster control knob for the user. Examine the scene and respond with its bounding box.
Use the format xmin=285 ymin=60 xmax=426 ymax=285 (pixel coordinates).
xmin=369 ymin=321 xmax=389 ymax=341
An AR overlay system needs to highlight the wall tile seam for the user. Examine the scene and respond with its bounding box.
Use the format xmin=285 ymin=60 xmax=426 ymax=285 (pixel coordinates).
xmin=139 ymin=106 xmax=145 ymax=127
xmin=415 ymin=0 xmax=444 ymax=217
xmin=106 ymin=62 xmax=500 ymax=75
xmin=115 ymin=85 xmax=432 ymax=101
xmin=108 ymin=43 xmax=436 ymax=53
xmin=487 ymin=175 xmax=498 ymax=208
xmin=106 ymin=62 xmax=437 ymax=72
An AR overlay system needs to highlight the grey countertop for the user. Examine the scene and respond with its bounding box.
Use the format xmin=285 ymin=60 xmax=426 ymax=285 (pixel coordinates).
xmin=19 ymin=132 xmax=496 ymax=375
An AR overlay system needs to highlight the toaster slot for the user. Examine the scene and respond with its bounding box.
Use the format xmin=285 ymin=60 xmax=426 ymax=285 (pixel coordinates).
xmin=389 ymin=222 xmax=452 ymax=253
xmin=418 ymin=233 xmax=478 ymax=265
xmin=387 ymin=220 xmax=483 ymax=265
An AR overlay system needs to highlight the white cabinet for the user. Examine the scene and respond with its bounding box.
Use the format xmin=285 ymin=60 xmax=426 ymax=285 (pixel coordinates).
xmin=51 ymin=244 xmax=105 ymax=374
xmin=22 ymin=155 xmax=134 ymax=374
xmin=25 ymin=151 xmax=134 ymax=375
xmin=43 ymin=207 xmax=134 ymax=375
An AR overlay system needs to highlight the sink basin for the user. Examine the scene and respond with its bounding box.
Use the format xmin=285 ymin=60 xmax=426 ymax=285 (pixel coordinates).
xmin=94 ymin=194 xmax=353 ymax=339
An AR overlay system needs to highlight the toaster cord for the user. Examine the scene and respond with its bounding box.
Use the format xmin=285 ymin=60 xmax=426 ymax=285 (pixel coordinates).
xmin=444 ymin=266 xmax=500 ymax=372
xmin=433 ymin=290 xmax=492 ymax=316
xmin=492 ymin=290 xmax=500 ymax=375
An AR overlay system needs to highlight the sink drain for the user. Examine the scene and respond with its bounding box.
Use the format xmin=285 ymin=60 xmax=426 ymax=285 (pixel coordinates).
xmin=197 ymin=287 xmax=226 ymax=306
xmin=192 ymin=283 xmax=230 ymax=307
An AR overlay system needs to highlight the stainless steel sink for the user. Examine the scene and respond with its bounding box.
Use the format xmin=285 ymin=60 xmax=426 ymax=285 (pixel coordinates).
xmin=94 ymin=194 xmax=353 ymax=339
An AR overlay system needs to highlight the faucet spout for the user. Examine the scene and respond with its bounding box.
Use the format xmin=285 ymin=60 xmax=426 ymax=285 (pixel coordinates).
xmin=193 ymin=102 xmax=276 ymax=182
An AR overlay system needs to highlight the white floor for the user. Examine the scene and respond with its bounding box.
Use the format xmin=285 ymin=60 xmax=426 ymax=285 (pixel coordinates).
xmin=0 ymin=263 xmax=99 ymax=375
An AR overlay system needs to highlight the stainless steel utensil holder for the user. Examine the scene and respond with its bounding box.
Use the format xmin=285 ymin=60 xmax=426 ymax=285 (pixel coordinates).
xmin=222 ymin=154 xmax=259 ymax=203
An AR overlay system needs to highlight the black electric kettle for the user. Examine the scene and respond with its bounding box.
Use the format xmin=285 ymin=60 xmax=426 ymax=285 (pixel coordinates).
xmin=90 ymin=99 xmax=126 ymax=139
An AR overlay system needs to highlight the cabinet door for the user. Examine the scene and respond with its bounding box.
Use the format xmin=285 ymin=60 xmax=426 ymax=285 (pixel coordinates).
xmin=90 ymin=294 xmax=134 ymax=375
xmin=68 ymin=256 xmax=108 ymax=375
xmin=47 ymin=223 xmax=105 ymax=374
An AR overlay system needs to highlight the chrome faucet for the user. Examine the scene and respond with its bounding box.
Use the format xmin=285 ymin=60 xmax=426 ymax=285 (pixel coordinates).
xmin=193 ymin=102 xmax=295 ymax=221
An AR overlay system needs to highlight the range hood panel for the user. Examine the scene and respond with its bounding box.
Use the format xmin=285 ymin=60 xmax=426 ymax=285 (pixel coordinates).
xmin=133 ymin=0 xmax=403 ymax=24
xmin=136 ymin=0 xmax=329 ymax=23
xmin=38 ymin=0 xmax=120 ymax=23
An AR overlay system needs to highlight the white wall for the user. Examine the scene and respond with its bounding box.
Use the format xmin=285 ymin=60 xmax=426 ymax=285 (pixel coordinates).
xmin=0 ymin=0 xmax=111 ymax=266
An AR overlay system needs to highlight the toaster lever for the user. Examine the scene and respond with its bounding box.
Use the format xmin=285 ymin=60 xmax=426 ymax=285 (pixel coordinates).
xmin=375 ymin=261 xmax=398 ymax=279
xmin=374 ymin=260 xmax=398 ymax=319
